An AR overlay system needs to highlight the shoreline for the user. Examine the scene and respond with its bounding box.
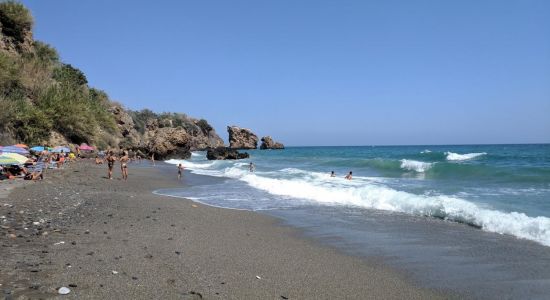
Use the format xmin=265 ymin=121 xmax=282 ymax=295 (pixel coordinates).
xmin=0 ymin=160 xmax=446 ymax=299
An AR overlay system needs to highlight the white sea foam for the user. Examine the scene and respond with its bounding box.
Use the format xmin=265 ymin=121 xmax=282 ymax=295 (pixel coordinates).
xmin=167 ymin=159 xmax=550 ymax=247
xmin=400 ymin=159 xmax=433 ymax=172
xmin=241 ymin=171 xmax=550 ymax=246
xmin=445 ymin=152 xmax=487 ymax=161
xmin=420 ymin=149 xmax=432 ymax=153
xmin=165 ymin=159 xmax=218 ymax=169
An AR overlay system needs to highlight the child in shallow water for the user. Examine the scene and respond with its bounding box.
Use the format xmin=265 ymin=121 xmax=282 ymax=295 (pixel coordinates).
xmin=178 ymin=163 xmax=184 ymax=179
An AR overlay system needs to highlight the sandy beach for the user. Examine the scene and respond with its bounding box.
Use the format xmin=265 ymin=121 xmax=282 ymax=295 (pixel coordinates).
xmin=0 ymin=160 xmax=447 ymax=299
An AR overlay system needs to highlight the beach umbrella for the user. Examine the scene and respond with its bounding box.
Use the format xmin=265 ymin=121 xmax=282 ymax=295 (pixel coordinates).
xmin=14 ymin=144 xmax=28 ymax=149
xmin=0 ymin=155 xmax=19 ymax=165
xmin=30 ymin=146 xmax=45 ymax=152
xmin=2 ymin=153 xmax=28 ymax=164
xmin=79 ymin=144 xmax=95 ymax=151
xmin=52 ymin=146 xmax=70 ymax=153
xmin=0 ymin=146 xmax=29 ymax=155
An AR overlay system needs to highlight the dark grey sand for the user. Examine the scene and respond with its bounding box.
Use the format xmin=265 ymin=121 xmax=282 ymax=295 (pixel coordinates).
xmin=0 ymin=161 xmax=446 ymax=299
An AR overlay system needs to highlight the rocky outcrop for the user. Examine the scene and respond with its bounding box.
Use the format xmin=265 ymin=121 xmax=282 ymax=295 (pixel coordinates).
xmin=0 ymin=22 xmax=33 ymax=54
xmin=109 ymin=105 xmax=142 ymax=148
xmin=228 ymin=126 xmax=258 ymax=149
xmin=146 ymin=127 xmax=191 ymax=160
xmin=186 ymin=119 xmax=224 ymax=150
xmin=141 ymin=117 xmax=223 ymax=151
xmin=206 ymin=147 xmax=249 ymax=160
xmin=260 ymin=136 xmax=284 ymax=150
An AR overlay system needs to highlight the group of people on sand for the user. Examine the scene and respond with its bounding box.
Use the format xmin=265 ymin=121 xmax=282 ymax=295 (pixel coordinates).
xmin=0 ymin=150 xmax=76 ymax=182
xmin=331 ymin=170 xmax=353 ymax=180
xmin=102 ymin=150 xmax=130 ymax=180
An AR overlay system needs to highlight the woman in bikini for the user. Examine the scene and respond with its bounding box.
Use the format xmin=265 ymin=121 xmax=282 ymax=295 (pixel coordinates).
xmin=106 ymin=151 xmax=117 ymax=180
xmin=120 ymin=150 xmax=129 ymax=180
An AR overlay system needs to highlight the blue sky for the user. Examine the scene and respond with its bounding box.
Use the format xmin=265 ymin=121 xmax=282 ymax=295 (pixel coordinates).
xmin=22 ymin=0 xmax=550 ymax=145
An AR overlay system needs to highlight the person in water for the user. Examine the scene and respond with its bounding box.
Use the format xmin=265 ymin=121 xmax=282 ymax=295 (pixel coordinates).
xmin=249 ymin=162 xmax=255 ymax=172
xmin=106 ymin=151 xmax=117 ymax=180
xmin=330 ymin=171 xmax=336 ymax=177
xmin=345 ymin=171 xmax=352 ymax=180
xmin=177 ymin=163 xmax=184 ymax=179
xmin=120 ymin=150 xmax=129 ymax=180
xmin=151 ymin=153 xmax=155 ymax=166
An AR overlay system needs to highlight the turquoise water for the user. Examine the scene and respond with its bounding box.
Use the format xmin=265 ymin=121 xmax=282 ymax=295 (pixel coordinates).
xmin=163 ymin=144 xmax=550 ymax=246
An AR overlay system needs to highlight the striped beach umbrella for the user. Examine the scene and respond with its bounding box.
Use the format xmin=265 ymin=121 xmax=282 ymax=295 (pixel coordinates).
xmin=0 ymin=155 xmax=19 ymax=165
xmin=1 ymin=146 xmax=30 ymax=155
xmin=2 ymin=153 xmax=28 ymax=164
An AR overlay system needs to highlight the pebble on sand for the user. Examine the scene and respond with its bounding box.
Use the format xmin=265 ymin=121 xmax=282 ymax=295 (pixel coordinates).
xmin=58 ymin=287 xmax=70 ymax=295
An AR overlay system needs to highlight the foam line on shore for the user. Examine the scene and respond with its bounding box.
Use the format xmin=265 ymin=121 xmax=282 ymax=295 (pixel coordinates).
xmin=165 ymin=158 xmax=550 ymax=247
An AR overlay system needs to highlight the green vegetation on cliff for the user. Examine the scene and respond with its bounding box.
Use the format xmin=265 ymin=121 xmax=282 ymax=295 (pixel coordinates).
xmin=0 ymin=1 xmax=223 ymax=154
xmin=0 ymin=1 xmax=117 ymax=147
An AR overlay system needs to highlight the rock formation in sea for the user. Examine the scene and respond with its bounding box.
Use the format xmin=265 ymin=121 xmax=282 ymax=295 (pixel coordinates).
xmin=227 ymin=126 xmax=258 ymax=149
xmin=206 ymin=147 xmax=250 ymax=160
xmin=259 ymin=136 xmax=284 ymax=150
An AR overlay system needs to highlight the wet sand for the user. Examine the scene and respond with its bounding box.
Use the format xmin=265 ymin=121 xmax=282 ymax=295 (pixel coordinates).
xmin=0 ymin=160 xmax=446 ymax=299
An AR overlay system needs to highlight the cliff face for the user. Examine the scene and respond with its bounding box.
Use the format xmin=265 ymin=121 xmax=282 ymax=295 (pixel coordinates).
xmin=228 ymin=126 xmax=258 ymax=149
xmin=136 ymin=113 xmax=224 ymax=158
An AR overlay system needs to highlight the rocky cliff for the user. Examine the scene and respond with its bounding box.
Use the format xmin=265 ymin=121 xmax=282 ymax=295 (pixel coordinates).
xmin=228 ymin=126 xmax=258 ymax=149
xmin=260 ymin=136 xmax=284 ymax=150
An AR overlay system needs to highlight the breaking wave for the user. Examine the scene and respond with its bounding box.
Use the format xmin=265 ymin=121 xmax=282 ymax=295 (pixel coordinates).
xmin=445 ymin=152 xmax=487 ymax=161
xmin=400 ymin=159 xmax=434 ymax=172
xmin=167 ymin=159 xmax=550 ymax=247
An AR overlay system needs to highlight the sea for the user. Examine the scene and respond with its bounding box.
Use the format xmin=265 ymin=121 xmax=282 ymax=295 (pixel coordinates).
xmin=157 ymin=144 xmax=550 ymax=298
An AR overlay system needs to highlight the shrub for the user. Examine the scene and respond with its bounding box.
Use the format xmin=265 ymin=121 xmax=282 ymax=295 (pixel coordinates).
xmin=196 ymin=119 xmax=213 ymax=134
xmin=0 ymin=1 xmax=33 ymax=44
xmin=9 ymin=98 xmax=52 ymax=144
xmin=88 ymin=90 xmax=117 ymax=134
xmin=129 ymin=109 xmax=158 ymax=133
xmin=37 ymin=85 xmax=97 ymax=144
xmin=0 ymin=52 xmax=22 ymax=97
xmin=32 ymin=41 xmax=59 ymax=64
xmin=53 ymin=63 xmax=87 ymax=86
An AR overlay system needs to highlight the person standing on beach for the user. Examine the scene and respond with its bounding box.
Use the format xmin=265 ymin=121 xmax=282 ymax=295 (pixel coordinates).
xmin=345 ymin=171 xmax=352 ymax=180
xmin=177 ymin=163 xmax=184 ymax=179
xmin=120 ymin=150 xmax=129 ymax=180
xmin=106 ymin=151 xmax=117 ymax=180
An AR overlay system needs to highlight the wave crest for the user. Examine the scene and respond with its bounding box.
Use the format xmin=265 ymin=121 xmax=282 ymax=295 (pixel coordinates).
xmin=445 ymin=152 xmax=487 ymax=161
xmin=400 ymin=159 xmax=434 ymax=172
